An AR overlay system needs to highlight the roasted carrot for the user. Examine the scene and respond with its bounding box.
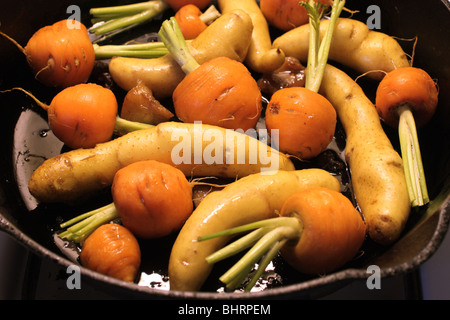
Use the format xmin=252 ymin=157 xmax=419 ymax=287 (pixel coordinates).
xmin=173 ymin=56 xmax=262 ymax=131
xmin=108 ymin=10 xmax=253 ymax=100
xmin=159 ymin=17 xmax=262 ymax=131
xmin=264 ymin=0 xmax=344 ymax=159
xmin=169 ymin=168 xmax=340 ymax=291
xmin=265 ymin=87 xmax=336 ymax=159
xmin=260 ymin=0 xmax=332 ymax=31
xmin=175 ymin=4 xmax=221 ymax=40
xmin=46 ymin=84 xmax=119 ymax=149
xmin=80 ymin=223 xmax=141 ymax=283
xmin=3 ymin=84 xmax=118 ymax=149
xmin=375 ymin=67 xmax=438 ymax=207
xmin=111 ymin=160 xmax=193 ymax=239
xmin=278 ymin=188 xmax=366 ymax=275
xmin=59 ymin=160 xmax=193 ymax=242
xmin=164 ymin=0 xmax=212 ymax=11
xmin=175 ymin=5 xmax=207 ymax=40
xmin=200 ymin=187 xmax=366 ymax=291
xmin=260 ymin=0 xmax=313 ymax=31
xmin=376 ymin=67 xmax=438 ymax=130
xmin=0 ymin=20 xmax=95 ymax=88
xmin=2 ymin=83 xmax=155 ymax=149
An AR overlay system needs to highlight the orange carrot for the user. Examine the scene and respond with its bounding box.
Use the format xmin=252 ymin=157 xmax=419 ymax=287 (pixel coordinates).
xmin=80 ymin=223 xmax=141 ymax=283
xmin=112 ymin=160 xmax=194 ymax=239
xmin=265 ymin=87 xmax=336 ymax=159
xmin=260 ymin=0 xmax=332 ymax=31
xmin=279 ymin=187 xmax=367 ymax=275
xmin=376 ymin=67 xmax=438 ymax=129
xmin=175 ymin=4 xmax=221 ymax=40
xmin=260 ymin=0 xmax=311 ymax=31
xmin=173 ymin=56 xmax=262 ymax=130
xmin=375 ymin=66 xmax=438 ymax=207
xmin=159 ymin=17 xmax=262 ymax=131
xmin=59 ymin=160 xmax=194 ymax=242
xmin=199 ymin=187 xmax=366 ymax=291
xmin=48 ymin=84 xmax=119 ymax=149
xmin=264 ymin=1 xmax=344 ymax=159
xmin=175 ymin=4 xmax=207 ymax=39
xmin=2 ymin=83 xmax=155 ymax=148
xmin=0 ymin=20 xmax=95 ymax=88
xmin=165 ymin=0 xmax=212 ymax=11
xmin=4 ymin=84 xmax=118 ymax=149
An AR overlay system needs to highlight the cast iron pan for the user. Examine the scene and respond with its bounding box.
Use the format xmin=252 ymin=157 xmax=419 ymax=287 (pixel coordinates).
xmin=0 ymin=0 xmax=449 ymax=299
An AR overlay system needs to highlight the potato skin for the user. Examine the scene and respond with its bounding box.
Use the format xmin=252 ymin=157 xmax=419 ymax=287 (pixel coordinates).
xmin=218 ymin=0 xmax=286 ymax=73
xmin=109 ymin=10 xmax=254 ymax=100
xmin=168 ymin=169 xmax=341 ymax=292
xmin=273 ymin=18 xmax=410 ymax=80
xmin=319 ymin=65 xmax=410 ymax=245
xmin=28 ymin=122 xmax=294 ymax=203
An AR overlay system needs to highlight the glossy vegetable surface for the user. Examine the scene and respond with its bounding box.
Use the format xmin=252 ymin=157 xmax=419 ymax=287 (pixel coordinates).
xmin=28 ymin=122 xmax=294 ymax=203
xmin=112 ymin=160 xmax=194 ymax=239
xmin=273 ymin=17 xmax=410 ymax=80
xmin=109 ymin=9 xmax=254 ymax=99
xmin=80 ymin=223 xmax=141 ymax=283
xmin=320 ymin=64 xmax=411 ymax=245
xmin=169 ymin=169 xmax=340 ymax=291
xmin=1 ymin=19 xmax=95 ymax=88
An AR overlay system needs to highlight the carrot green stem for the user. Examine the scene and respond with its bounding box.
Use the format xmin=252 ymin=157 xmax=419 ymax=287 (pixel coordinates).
xmin=220 ymin=226 xmax=298 ymax=290
xmin=302 ymin=0 xmax=346 ymax=93
xmin=90 ymin=1 xmax=162 ymax=17
xmin=198 ymin=217 xmax=297 ymax=242
xmin=93 ymin=40 xmax=193 ymax=59
xmin=158 ymin=17 xmax=200 ymax=74
xmin=199 ymin=5 xmax=222 ymax=24
xmin=204 ymin=228 xmax=271 ymax=264
xmin=303 ymin=0 xmax=323 ymax=92
xmin=200 ymin=217 xmax=302 ymax=291
xmin=1 ymin=89 xmax=153 ymax=136
xmin=398 ymin=104 xmax=429 ymax=206
xmin=93 ymin=42 xmax=168 ymax=59
xmin=58 ymin=202 xmax=120 ymax=243
xmin=114 ymin=116 xmax=154 ymax=136
xmin=244 ymin=239 xmax=287 ymax=291
xmin=89 ymin=0 xmax=169 ymax=39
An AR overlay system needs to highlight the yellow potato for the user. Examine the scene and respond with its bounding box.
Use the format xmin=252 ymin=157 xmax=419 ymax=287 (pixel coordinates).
xmin=320 ymin=65 xmax=411 ymax=245
xmin=109 ymin=10 xmax=254 ymax=100
xmin=273 ymin=18 xmax=410 ymax=80
xmin=169 ymin=169 xmax=341 ymax=292
xmin=218 ymin=0 xmax=285 ymax=73
xmin=28 ymin=122 xmax=294 ymax=203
